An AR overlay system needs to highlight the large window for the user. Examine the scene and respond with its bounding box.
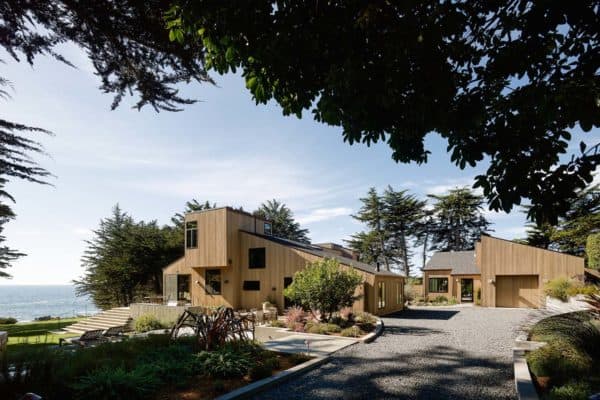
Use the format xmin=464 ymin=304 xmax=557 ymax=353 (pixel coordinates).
xmin=249 ymin=248 xmax=266 ymax=269
xmin=243 ymin=280 xmax=261 ymax=291
xmin=428 ymin=277 xmax=448 ymax=293
xmin=186 ymin=221 xmax=198 ymax=249
xmin=396 ymin=282 xmax=402 ymax=305
xmin=205 ymin=269 xmax=221 ymax=295
xmin=177 ymin=274 xmax=191 ymax=301
xmin=378 ymin=282 xmax=386 ymax=309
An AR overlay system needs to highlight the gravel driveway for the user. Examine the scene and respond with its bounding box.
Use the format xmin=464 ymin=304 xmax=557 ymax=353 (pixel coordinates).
xmin=253 ymin=305 xmax=534 ymax=400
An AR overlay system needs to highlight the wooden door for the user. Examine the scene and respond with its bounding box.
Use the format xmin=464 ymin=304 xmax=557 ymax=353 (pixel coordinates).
xmin=496 ymin=275 xmax=539 ymax=308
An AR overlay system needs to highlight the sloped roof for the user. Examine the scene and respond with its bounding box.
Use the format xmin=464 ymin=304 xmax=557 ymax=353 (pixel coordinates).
xmin=240 ymin=230 xmax=402 ymax=277
xmin=424 ymin=250 xmax=480 ymax=275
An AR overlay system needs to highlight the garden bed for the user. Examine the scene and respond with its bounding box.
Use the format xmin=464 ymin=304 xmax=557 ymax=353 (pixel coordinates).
xmin=1 ymin=334 xmax=313 ymax=400
xmin=526 ymin=311 xmax=600 ymax=400
xmin=269 ymin=307 xmax=378 ymax=338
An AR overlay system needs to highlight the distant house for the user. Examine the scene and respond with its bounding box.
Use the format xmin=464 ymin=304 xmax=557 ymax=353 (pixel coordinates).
xmin=163 ymin=207 xmax=404 ymax=315
xmin=423 ymin=235 xmax=584 ymax=308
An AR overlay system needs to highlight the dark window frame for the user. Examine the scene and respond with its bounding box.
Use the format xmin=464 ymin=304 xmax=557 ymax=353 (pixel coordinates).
xmin=205 ymin=269 xmax=221 ymax=295
xmin=248 ymin=247 xmax=266 ymax=269
xmin=264 ymin=222 xmax=272 ymax=235
xmin=177 ymin=274 xmax=191 ymax=301
xmin=243 ymin=280 xmax=261 ymax=291
xmin=428 ymin=277 xmax=449 ymax=293
xmin=378 ymin=282 xmax=386 ymax=309
xmin=186 ymin=221 xmax=198 ymax=249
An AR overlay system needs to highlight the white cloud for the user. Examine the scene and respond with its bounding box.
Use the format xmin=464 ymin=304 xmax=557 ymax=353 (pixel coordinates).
xmin=72 ymin=227 xmax=92 ymax=237
xmin=493 ymin=225 xmax=527 ymax=239
xmin=424 ymin=176 xmax=479 ymax=195
xmin=296 ymin=207 xmax=352 ymax=224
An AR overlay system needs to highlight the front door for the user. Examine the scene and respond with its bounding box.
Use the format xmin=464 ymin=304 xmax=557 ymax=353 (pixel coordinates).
xmin=461 ymin=279 xmax=474 ymax=302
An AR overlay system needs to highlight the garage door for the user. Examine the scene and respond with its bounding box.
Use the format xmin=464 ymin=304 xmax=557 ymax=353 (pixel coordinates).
xmin=496 ymin=275 xmax=539 ymax=308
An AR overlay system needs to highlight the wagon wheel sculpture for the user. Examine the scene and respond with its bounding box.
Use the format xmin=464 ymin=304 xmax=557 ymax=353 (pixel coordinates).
xmin=170 ymin=306 xmax=255 ymax=350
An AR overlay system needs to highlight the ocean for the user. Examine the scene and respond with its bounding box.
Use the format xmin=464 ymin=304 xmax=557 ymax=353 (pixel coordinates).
xmin=0 ymin=285 xmax=99 ymax=322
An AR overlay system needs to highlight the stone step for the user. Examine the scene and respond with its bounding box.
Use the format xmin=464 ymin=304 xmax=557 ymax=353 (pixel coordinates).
xmin=84 ymin=315 xmax=130 ymax=324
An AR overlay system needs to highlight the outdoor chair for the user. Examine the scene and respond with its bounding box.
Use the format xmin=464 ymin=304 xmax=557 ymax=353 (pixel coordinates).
xmin=103 ymin=325 xmax=126 ymax=341
xmin=59 ymin=329 xmax=105 ymax=347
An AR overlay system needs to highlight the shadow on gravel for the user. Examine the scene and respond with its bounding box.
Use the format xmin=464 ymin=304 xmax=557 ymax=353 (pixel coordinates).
xmin=383 ymin=325 xmax=444 ymax=336
xmin=384 ymin=308 xmax=460 ymax=320
xmin=253 ymin=344 xmax=514 ymax=400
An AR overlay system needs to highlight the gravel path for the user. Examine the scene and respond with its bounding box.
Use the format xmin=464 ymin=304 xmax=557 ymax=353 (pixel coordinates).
xmin=253 ymin=305 xmax=534 ymax=400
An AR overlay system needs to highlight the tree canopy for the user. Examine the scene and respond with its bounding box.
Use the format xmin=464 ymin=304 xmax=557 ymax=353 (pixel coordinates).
xmin=253 ymin=199 xmax=309 ymax=243
xmin=167 ymin=1 xmax=599 ymax=224
xmin=428 ymin=187 xmax=491 ymax=251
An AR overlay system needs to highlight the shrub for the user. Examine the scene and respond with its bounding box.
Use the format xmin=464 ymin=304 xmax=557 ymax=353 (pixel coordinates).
xmin=548 ymin=381 xmax=590 ymax=400
xmin=134 ymin=313 xmax=165 ymax=333
xmin=587 ymin=233 xmax=600 ymax=270
xmin=284 ymin=306 xmax=306 ymax=329
xmin=448 ymin=296 xmax=458 ymax=305
xmin=339 ymin=307 xmax=353 ymax=320
xmin=289 ymin=353 xmax=312 ymax=365
xmin=329 ymin=315 xmax=352 ymax=329
xmin=544 ymin=277 xmax=590 ymax=302
xmin=0 ymin=317 xmax=17 ymax=324
xmin=404 ymin=284 xmax=422 ymax=303
xmin=340 ymin=326 xmax=363 ymax=337
xmin=71 ymin=366 xmax=161 ymax=400
xmin=433 ymin=295 xmax=448 ymax=303
xmin=283 ymin=258 xmax=363 ymax=321
xmin=248 ymin=357 xmax=279 ymax=381
xmin=353 ymin=312 xmax=377 ymax=325
xmin=527 ymin=341 xmax=592 ymax=383
xmin=195 ymin=347 xmax=253 ymax=378
xmin=269 ymin=319 xmax=286 ymax=328
xmin=306 ymin=322 xmax=341 ymax=335
xmin=475 ymin=288 xmax=482 ymax=305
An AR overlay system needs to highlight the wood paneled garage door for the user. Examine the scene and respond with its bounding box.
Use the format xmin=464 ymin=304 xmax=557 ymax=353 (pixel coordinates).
xmin=495 ymin=275 xmax=540 ymax=308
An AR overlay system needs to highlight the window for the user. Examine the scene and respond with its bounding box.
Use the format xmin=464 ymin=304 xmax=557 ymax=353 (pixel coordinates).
xmin=396 ymin=283 xmax=401 ymax=305
xmin=249 ymin=248 xmax=266 ymax=269
xmin=378 ymin=282 xmax=386 ymax=309
xmin=177 ymin=274 xmax=191 ymax=301
xmin=428 ymin=277 xmax=448 ymax=293
xmin=205 ymin=269 xmax=221 ymax=295
xmin=243 ymin=280 xmax=260 ymax=291
xmin=186 ymin=221 xmax=198 ymax=249
xmin=264 ymin=222 xmax=272 ymax=235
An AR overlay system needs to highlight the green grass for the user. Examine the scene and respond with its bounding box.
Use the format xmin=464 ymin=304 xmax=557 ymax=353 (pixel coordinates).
xmin=1 ymin=318 xmax=81 ymax=350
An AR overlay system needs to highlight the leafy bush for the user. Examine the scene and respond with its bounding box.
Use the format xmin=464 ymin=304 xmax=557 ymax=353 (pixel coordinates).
xmin=544 ymin=277 xmax=593 ymax=302
xmin=289 ymin=353 xmax=312 ymax=365
xmin=269 ymin=319 xmax=286 ymax=328
xmin=283 ymin=258 xmax=363 ymax=321
xmin=0 ymin=317 xmax=17 ymax=324
xmin=340 ymin=326 xmax=363 ymax=337
xmin=71 ymin=366 xmax=161 ymax=400
xmin=134 ymin=313 xmax=165 ymax=333
xmin=195 ymin=347 xmax=253 ymax=378
xmin=432 ymin=295 xmax=448 ymax=303
xmin=353 ymin=312 xmax=377 ymax=325
xmin=329 ymin=315 xmax=352 ymax=329
xmin=548 ymin=381 xmax=591 ymax=400
xmin=284 ymin=306 xmax=306 ymax=329
xmin=305 ymin=322 xmax=342 ymax=335
xmin=527 ymin=341 xmax=592 ymax=384
xmin=448 ymin=297 xmax=458 ymax=305
xmin=587 ymin=233 xmax=600 ymax=270
xmin=248 ymin=356 xmax=279 ymax=380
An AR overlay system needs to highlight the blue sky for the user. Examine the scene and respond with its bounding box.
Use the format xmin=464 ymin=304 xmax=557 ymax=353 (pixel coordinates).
xmin=1 ymin=43 xmax=598 ymax=284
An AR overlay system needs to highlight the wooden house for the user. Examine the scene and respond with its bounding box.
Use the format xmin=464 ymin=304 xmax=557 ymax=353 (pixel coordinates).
xmin=163 ymin=207 xmax=404 ymax=316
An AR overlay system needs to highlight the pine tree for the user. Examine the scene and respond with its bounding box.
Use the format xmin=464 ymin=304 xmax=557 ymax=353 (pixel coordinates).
xmin=345 ymin=231 xmax=380 ymax=265
xmin=253 ymin=199 xmax=310 ymax=243
xmin=428 ymin=187 xmax=491 ymax=251
xmin=351 ymin=188 xmax=391 ymax=270
xmin=382 ymin=186 xmax=426 ymax=277
xmin=171 ymin=199 xmax=216 ymax=230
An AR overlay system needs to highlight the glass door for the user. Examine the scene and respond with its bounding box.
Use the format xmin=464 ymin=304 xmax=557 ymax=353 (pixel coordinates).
xmin=461 ymin=279 xmax=474 ymax=302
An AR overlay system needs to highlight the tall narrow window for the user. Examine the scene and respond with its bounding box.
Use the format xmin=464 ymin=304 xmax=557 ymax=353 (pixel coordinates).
xmin=186 ymin=221 xmax=198 ymax=249
xmin=378 ymin=282 xmax=386 ymax=309
xmin=249 ymin=248 xmax=266 ymax=269
xmin=396 ymin=283 xmax=401 ymax=305
xmin=264 ymin=222 xmax=273 ymax=235
xmin=205 ymin=269 xmax=221 ymax=295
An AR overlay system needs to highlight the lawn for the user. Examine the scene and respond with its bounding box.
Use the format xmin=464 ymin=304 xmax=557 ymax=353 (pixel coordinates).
xmin=1 ymin=318 xmax=81 ymax=351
